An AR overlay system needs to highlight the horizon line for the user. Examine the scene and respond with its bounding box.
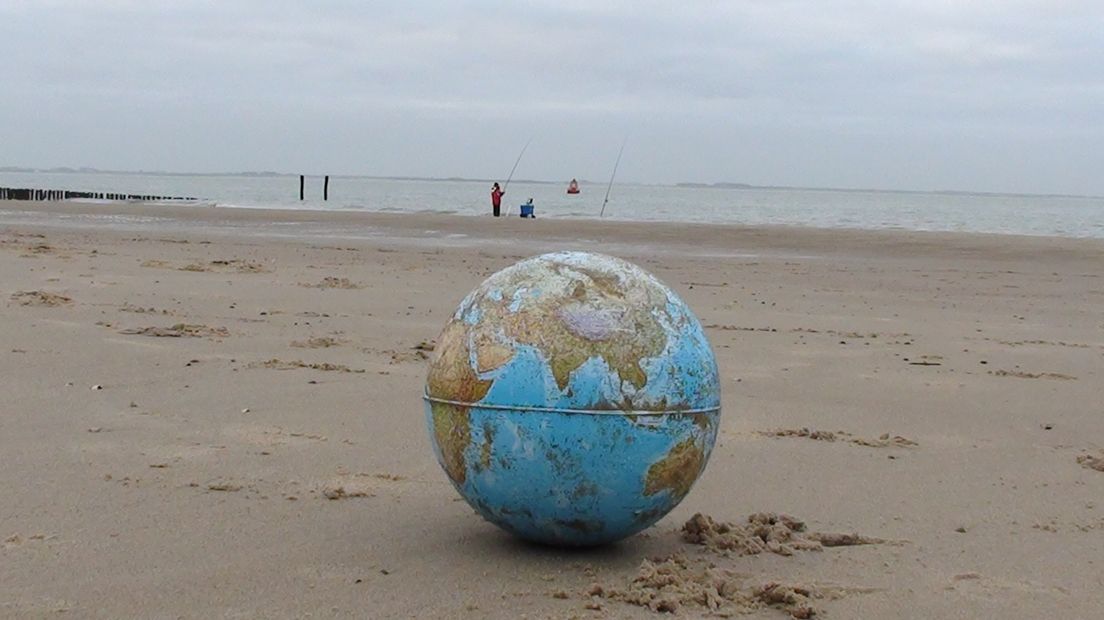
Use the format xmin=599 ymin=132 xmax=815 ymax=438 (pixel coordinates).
xmin=1 ymin=165 xmax=1100 ymax=201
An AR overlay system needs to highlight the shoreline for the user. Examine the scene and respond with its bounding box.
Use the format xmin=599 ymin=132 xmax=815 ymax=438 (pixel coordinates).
xmin=4 ymin=199 xmax=1104 ymax=265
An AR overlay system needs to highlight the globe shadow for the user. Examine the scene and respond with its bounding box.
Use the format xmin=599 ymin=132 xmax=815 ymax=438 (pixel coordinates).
xmin=461 ymin=519 xmax=674 ymax=570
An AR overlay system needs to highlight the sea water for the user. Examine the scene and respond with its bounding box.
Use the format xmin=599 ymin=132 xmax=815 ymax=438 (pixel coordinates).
xmin=1 ymin=171 xmax=1102 ymax=239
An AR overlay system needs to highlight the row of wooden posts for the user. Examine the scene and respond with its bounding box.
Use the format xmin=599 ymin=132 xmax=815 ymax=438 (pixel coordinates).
xmin=0 ymin=187 xmax=197 ymax=201
xmin=1 ymin=176 xmax=332 ymax=202
xmin=300 ymin=175 xmax=331 ymax=201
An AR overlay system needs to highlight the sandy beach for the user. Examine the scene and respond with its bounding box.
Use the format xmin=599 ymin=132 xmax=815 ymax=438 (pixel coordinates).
xmin=2 ymin=200 xmax=1102 ymax=618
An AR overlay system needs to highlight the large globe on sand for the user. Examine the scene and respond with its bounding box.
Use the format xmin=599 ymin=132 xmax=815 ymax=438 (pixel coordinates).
xmin=424 ymin=251 xmax=720 ymax=546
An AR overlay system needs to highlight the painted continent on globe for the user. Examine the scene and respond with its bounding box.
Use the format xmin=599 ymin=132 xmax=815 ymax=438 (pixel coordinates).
xmin=425 ymin=251 xmax=720 ymax=545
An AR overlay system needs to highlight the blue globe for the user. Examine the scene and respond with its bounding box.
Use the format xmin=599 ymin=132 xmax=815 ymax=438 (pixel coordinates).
xmin=424 ymin=251 xmax=720 ymax=546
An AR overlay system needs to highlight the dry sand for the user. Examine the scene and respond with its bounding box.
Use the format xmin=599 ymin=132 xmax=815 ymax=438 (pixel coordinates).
xmin=1 ymin=200 xmax=1102 ymax=618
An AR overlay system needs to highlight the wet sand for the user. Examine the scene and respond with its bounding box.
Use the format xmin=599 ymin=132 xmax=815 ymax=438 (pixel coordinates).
xmin=2 ymin=200 xmax=1102 ymax=617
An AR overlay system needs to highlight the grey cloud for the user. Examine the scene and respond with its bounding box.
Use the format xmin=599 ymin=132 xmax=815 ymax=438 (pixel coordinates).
xmin=1 ymin=1 xmax=1102 ymax=193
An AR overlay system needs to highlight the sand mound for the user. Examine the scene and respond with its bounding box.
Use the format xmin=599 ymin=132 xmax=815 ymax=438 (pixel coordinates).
xmin=1077 ymin=453 xmax=1104 ymax=472
xmin=10 ymin=291 xmax=73 ymax=307
xmin=682 ymin=512 xmax=886 ymax=556
xmin=682 ymin=512 xmax=822 ymax=556
xmin=594 ymin=555 xmax=823 ymax=618
xmin=587 ymin=513 xmax=887 ymax=617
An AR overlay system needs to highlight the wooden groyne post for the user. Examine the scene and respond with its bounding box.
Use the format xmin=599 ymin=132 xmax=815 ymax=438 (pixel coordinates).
xmin=324 ymin=176 xmax=329 ymax=201
xmin=0 ymin=187 xmax=199 ymax=202
xmin=299 ymin=175 xmax=305 ymax=201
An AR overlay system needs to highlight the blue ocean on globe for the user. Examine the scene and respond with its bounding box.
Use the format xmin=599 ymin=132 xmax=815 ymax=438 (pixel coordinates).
xmin=424 ymin=251 xmax=720 ymax=546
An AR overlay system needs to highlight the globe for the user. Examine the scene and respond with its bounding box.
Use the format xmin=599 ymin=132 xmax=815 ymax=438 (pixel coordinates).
xmin=424 ymin=251 xmax=720 ymax=546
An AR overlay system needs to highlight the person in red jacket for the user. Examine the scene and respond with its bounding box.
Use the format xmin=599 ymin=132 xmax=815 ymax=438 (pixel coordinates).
xmin=490 ymin=182 xmax=504 ymax=217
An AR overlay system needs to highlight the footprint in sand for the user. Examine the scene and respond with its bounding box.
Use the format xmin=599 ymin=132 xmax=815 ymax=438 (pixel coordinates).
xmin=948 ymin=572 xmax=1069 ymax=600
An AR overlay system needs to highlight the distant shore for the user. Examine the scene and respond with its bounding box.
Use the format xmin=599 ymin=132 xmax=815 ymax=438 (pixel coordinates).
xmin=4 ymin=167 xmax=1101 ymax=199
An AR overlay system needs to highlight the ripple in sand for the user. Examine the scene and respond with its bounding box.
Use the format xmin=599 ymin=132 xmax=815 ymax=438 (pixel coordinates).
xmin=118 ymin=324 xmax=229 ymax=338
xmin=248 ymin=358 xmax=365 ymax=373
xmin=988 ymin=369 xmax=1077 ymax=380
xmin=10 ymin=290 xmax=72 ymax=307
xmin=290 ymin=336 xmax=345 ymax=348
xmin=297 ymin=276 xmax=362 ymax=289
xmin=760 ymin=428 xmax=918 ymax=448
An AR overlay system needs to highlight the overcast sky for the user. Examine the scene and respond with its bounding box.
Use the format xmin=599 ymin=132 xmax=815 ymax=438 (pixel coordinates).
xmin=2 ymin=1 xmax=1102 ymax=194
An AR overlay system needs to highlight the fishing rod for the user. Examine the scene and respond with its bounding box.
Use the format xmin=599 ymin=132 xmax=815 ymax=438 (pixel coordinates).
xmin=599 ymin=137 xmax=627 ymax=217
xmin=503 ymin=137 xmax=531 ymax=193
xmin=501 ymin=137 xmax=532 ymax=216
